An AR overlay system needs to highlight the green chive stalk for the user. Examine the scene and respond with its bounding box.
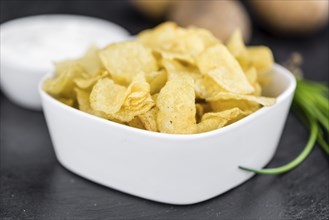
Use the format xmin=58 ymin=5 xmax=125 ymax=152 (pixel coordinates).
xmin=239 ymin=53 xmax=329 ymax=175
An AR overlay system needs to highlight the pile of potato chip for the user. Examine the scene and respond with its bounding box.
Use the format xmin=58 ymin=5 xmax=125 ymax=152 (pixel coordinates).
xmin=44 ymin=22 xmax=276 ymax=134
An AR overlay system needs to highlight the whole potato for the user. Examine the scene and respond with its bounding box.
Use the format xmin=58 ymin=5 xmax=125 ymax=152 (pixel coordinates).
xmin=251 ymin=0 xmax=329 ymax=34
xmin=168 ymin=0 xmax=251 ymax=42
xmin=132 ymin=0 xmax=172 ymax=19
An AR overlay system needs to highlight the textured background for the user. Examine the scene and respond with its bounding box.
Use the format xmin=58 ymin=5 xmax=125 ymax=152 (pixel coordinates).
xmin=1 ymin=0 xmax=328 ymax=219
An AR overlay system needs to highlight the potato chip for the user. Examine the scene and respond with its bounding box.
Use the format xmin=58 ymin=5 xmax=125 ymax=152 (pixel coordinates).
xmin=152 ymin=29 xmax=210 ymax=64
xmin=43 ymin=63 xmax=84 ymax=98
xmin=127 ymin=117 xmax=145 ymax=129
xmin=207 ymin=92 xmax=276 ymax=113
xmin=138 ymin=107 xmax=158 ymax=132
xmin=157 ymin=74 xmax=196 ymax=134
xmin=161 ymin=59 xmax=213 ymax=99
xmin=252 ymin=83 xmax=262 ymax=97
xmin=246 ymin=46 xmax=274 ymax=73
xmin=138 ymin=22 xmax=181 ymax=48
xmin=108 ymin=74 xmax=155 ymax=122
xmin=122 ymin=74 xmax=152 ymax=109
xmin=57 ymin=97 xmax=75 ymax=107
xmin=207 ymin=92 xmax=276 ymax=106
xmin=186 ymin=26 xmax=220 ymax=48
xmin=197 ymin=44 xmax=254 ymax=94
xmin=90 ymin=78 xmax=127 ymax=114
xmin=154 ymin=49 xmax=195 ymax=64
xmin=76 ymin=88 xmax=123 ymax=123
xmin=75 ymin=88 xmax=93 ymax=113
xmin=53 ymin=46 xmax=101 ymax=80
xmin=77 ymin=45 xmax=103 ymax=76
xmin=99 ymin=41 xmax=158 ymax=85
xmin=146 ymin=70 xmax=167 ymax=95
xmin=76 ymin=88 xmax=106 ymax=118
xmin=197 ymin=108 xmax=247 ymax=133
xmin=210 ymin=99 xmax=260 ymax=113
xmin=182 ymin=29 xmax=215 ymax=57
xmin=226 ymin=29 xmax=246 ymax=58
xmin=161 ymin=59 xmax=209 ymax=98
xmin=74 ymin=69 xmax=109 ymax=90
xmin=226 ymin=30 xmax=251 ymax=72
xmin=53 ymin=60 xmax=75 ymax=77
xmin=161 ymin=59 xmax=190 ymax=73
xmin=191 ymin=72 xmax=225 ymax=99
xmin=245 ymin=67 xmax=262 ymax=96
xmin=226 ymin=30 xmax=273 ymax=74
xmin=245 ymin=67 xmax=257 ymax=85
xmin=109 ymin=97 xmax=154 ymax=122
xmin=139 ymin=22 xmax=220 ymax=64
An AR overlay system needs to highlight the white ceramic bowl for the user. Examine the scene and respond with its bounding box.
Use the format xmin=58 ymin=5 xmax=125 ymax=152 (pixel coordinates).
xmin=0 ymin=15 xmax=129 ymax=110
xmin=39 ymin=64 xmax=296 ymax=205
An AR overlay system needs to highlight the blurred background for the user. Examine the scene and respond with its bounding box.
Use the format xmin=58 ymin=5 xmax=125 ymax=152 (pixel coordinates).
xmin=1 ymin=0 xmax=328 ymax=83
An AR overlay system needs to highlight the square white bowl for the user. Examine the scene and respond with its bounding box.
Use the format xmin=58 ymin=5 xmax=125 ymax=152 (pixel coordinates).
xmin=39 ymin=64 xmax=296 ymax=205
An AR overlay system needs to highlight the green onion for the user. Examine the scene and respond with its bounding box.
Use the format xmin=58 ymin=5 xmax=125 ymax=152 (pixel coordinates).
xmin=239 ymin=53 xmax=329 ymax=175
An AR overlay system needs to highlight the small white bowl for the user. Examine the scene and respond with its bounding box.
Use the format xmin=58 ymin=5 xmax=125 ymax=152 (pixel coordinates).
xmin=0 ymin=15 xmax=129 ymax=110
xmin=39 ymin=64 xmax=296 ymax=205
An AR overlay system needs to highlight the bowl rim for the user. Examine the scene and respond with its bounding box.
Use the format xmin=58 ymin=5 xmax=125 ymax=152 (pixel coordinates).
xmin=39 ymin=63 xmax=296 ymax=140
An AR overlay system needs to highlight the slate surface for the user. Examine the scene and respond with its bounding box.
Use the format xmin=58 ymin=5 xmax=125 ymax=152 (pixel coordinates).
xmin=1 ymin=1 xmax=328 ymax=219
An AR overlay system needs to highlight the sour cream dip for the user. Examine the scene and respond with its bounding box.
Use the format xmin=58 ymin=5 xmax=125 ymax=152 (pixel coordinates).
xmin=0 ymin=15 xmax=129 ymax=110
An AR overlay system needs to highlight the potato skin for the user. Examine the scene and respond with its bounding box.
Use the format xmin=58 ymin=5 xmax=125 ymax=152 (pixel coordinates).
xmin=168 ymin=0 xmax=251 ymax=42
xmin=251 ymin=0 xmax=329 ymax=34
xmin=132 ymin=0 xmax=172 ymax=19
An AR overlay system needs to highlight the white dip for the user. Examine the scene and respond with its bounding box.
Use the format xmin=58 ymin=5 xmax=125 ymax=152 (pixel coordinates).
xmin=0 ymin=15 xmax=129 ymax=71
